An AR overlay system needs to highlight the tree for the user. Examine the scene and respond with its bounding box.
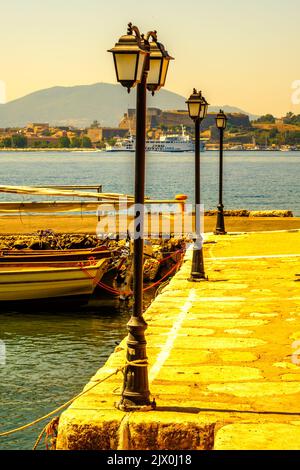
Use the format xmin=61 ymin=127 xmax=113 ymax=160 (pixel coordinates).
xmin=91 ymin=120 xmax=100 ymax=129
xmin=270 ymin=128 xmax=279 ymax=137
xmin=283 ymin=112 xmax=294 ymax=123
xmin=11 ymin=134 xmax=27 ymax=148
xmin=283 ymin=112 xmax=300 ymax=126
xmin=255 ymin=114 xmax=276 ymax=124
xmin=70 ymin=137 xmax=81 ymax=148
xmin=58 ymin=136 xmax=71 ymax=148
xmin=81 ymin=136 xmax=92 ymax=148
xmin=2 ymin=137 xmax=12 ymax=147
xmin=285 ymin=130 xmax=300 ymax=144
xmin=96 ymin=141 xmax=106 ymax=149
xmin=107 ymin=138 xmax=117 ymax=147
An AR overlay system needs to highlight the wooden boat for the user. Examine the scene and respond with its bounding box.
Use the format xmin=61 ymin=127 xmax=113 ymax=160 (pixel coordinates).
xmin=0 ymin=258 xmax=108 ymax=303
xmin=0 ymin=247 xmax=112 ymax=264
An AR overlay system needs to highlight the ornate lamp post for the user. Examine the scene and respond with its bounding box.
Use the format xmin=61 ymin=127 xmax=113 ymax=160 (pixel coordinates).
xmin=215 ymin=110 xmax=228 ymax=235
xmin=109 ymin=23 xmax=173 ymax=411
xmin=186 ymin=89 xmax=209 ymax=281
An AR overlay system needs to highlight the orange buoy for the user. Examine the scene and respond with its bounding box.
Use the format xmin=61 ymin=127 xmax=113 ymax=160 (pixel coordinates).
xmin=175 ymin=194 xmax=188 ymax=201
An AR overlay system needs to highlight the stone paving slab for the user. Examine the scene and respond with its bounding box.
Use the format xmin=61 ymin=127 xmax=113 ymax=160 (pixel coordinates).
xmin=214 ymin=423 xmax=300 ymax=450
xmin=56 ymin=231 xmax=300 ymax=450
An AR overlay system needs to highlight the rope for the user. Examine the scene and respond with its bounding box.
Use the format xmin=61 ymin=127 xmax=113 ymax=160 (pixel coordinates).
xmin=0 ymin=249 xmax=185 ymax=444
xmin=125 ymin=359 xmax=148 ymax=367
xmin=0 ymin=357 xmax=150 ymax=443
xmin=33 ymin=417 xmax=60 ymax=451
xmin=33 ymin=422 xmax=51 ymax=451
xmin=0 ymin=250 xmax=177 ymax=445
xmin=0 ymin=366 xmax=125 ymax=439
xmin=157 ymin=248 xmax=185 ymax=264
xmin=79 ymin=249 xmax=185 ymax=297
xmin=143 ymin=261 xmax=181 ymax=292
xmin=83 ymin=260 xmax=182 ymax=296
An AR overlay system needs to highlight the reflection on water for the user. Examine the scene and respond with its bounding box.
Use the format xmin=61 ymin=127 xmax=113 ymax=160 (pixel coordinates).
xmin=0 ymin=302 xmax=129 ymax=450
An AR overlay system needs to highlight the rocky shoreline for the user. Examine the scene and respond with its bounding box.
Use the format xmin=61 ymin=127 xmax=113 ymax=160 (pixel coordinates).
xmin=0 ymin=230 xmax=186 ymax=254
xmin=204 ymin=209 xmax=293 ymax=217
xmin=0 ymin=148 xmax=98 ymax=152
xmin=0 ymin=232 xmax=107 ymax=251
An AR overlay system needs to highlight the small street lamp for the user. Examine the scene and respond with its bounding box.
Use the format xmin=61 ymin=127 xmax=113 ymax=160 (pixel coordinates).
xmin=109 ymin=23 xmax=173 ymax=411
xmin=215 ymin=110 xmax=228 ymax=235
xmin=186 ymin=89 xmax=209 ymax=281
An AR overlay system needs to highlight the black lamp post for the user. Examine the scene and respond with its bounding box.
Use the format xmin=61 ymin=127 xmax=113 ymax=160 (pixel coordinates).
xmin=186 ymin=89 xmax=209 ymax=281
xmin=109 ymin=23 xmax=173 ymax=411
xmin=215 ymin=110 xmax=227 ymax=235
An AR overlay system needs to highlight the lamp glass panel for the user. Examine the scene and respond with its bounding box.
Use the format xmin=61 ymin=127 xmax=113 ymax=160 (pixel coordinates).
xmin=217 ymin=117 xmax=226 ymax=128
xmin=147 ymin=58 xmax=162 ymax=85
xmin=199 ymin=104 xmax=206 ymax=119
xmin=136 ymin=52 xmax=147 ymax=83
xmin=188 ymin=102 xmax=201 ymax=118
xmin=160 ymin=58 xmax=169 ymax=86
xmin=114 ymin=53 xmax=138 ymax=82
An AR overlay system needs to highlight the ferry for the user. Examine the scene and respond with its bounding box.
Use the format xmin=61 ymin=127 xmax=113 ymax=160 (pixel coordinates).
xmin=106 ymin=127 xmax=206 ymax=153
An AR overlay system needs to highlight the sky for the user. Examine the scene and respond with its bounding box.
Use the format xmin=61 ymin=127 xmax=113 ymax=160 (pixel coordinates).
xmin=1 ymin=0 xmax=300 ymax=116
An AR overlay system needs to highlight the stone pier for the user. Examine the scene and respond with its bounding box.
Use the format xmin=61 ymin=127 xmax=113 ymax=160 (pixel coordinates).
xmin=56 ymin=230 xmax=300 ymax=450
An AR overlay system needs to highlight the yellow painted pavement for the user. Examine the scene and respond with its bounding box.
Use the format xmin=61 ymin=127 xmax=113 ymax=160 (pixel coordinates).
xmin=56 ymin=230 xmax=300 ymax=450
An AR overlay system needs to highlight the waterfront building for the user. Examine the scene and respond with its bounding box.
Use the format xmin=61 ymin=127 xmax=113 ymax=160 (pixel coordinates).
xmin=87 ymin=127 xmax=129 ymax=144
xmin=26 ymin=123 xmax=50 ymax=134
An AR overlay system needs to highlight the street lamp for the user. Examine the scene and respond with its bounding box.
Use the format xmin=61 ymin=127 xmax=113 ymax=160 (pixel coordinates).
xmin=186 ymin=89 xmax=209 ymax=281
xmin=147 ymin=38 xmax=173 ymax=95
xmin=109 ymin=23 xmax=173 ymax=411
xmin=109 ymin=23 xmax=173 ymax=94
xmin=215 ymin=110 xmax=227 ymax=235
xmin=108 ymin=24 xmax=148 ymax=92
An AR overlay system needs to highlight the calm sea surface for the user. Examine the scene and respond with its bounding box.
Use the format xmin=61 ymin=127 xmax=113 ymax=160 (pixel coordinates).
xmin=0 ymin=150 xmax=299 ymax=450
xmin=0 ymin=305 xmax=128 ymax=450
xmin=0 ymin=150 xmax=299 ymax=214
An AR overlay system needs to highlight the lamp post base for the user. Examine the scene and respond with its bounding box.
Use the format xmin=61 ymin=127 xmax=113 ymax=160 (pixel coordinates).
xmin=116 ymin=315 xmax=154 ymax=411
xmin=214 ymin=205 xmax=227 ymax=235
xmin=116 ymin=399 xmax=156 ymax=412
xmin=188 ymin=247 xmax=207 ymax=282
xmin=188 ymin=275 xmax=208 ymax=282
xmin=214 ymin=229 xmax=227 ymax=235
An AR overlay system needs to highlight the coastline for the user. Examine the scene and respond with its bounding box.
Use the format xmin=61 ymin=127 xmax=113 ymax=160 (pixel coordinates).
xmin=1 ymin=148 xmax=300 ymax=153
xmin=0 ymin=148 xmax=102 ymax=152
xmin=0 ymin=214 xmax=299 ymax=235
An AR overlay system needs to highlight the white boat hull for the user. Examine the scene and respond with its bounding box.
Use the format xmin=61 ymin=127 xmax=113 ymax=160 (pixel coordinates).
xmin=0 ymin=259 xmax=108 ymax=302
xmin=106 ymin=127 xmax=206 ymax=153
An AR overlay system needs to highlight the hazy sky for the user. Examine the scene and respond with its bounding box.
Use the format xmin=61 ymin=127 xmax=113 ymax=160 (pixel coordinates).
xmin=1 ymin=0 xmax=300 ymax=116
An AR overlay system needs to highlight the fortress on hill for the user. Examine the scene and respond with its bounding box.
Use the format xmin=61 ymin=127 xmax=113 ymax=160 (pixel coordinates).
xmin=119 ymin=108 xmax=251 ymax=132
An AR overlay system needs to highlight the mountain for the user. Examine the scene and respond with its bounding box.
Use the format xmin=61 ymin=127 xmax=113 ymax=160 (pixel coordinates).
xmin=0 ymin=83 xmax=259 ymax=128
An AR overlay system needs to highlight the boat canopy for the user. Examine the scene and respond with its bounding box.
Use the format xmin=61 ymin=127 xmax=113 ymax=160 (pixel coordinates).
xmin=0 ymin=201 xmax=101 ymax=213
xmin=0 ymin=185 xmax=135 ymax=201
xmin=0 ymin=186 xmax=185 ymax=213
